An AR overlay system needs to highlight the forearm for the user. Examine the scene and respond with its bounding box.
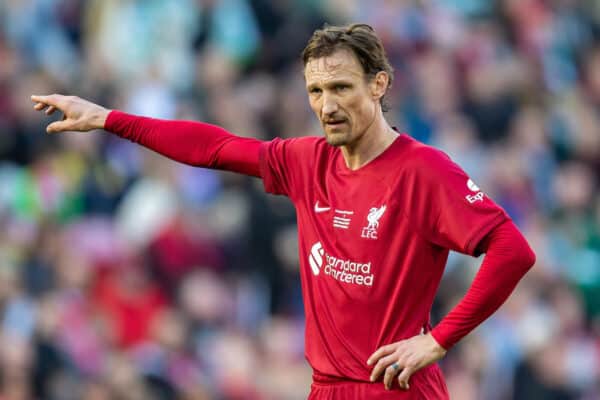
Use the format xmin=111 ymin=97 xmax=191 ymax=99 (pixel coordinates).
xmin=431 ymin=220 xmax=536 ymax=350
xmin=105 ymin=111 xmax=262 ymax=177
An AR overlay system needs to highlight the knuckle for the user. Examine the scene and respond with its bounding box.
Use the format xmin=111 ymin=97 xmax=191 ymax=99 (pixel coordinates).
xmin=405 ymin=356 xmax=418 ymax=367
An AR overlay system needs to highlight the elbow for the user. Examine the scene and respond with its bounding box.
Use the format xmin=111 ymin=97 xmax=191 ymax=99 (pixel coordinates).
xmin=524 ymin=243 xmax=536 ymax=270
xmin=482 ymin=220 xmax=537 ymax=276
xmin=499 ymin=221 xmax=537 ymax=274
xmin=509 ymin=221 xmax=537 ymax=271
xmin=513 ymin=235 xmax=536 ymax=275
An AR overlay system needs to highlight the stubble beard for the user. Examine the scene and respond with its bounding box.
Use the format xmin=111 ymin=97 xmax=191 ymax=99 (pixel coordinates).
xmin=323 ymin=124 xmax=351 ymax=147
xmin=325 ymin=133 xmax=348 ymax=147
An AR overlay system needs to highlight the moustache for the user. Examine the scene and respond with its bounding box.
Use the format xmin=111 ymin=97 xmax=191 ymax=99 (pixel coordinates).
xmin=323 ymin=116 xmax=347 ymax=123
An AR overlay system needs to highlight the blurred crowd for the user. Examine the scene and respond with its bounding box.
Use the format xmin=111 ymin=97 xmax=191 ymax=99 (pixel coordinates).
xmin=0 ymin=0 xmax=599 ymax=399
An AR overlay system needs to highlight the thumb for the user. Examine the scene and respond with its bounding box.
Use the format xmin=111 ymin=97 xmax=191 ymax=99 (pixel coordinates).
xmin=46 ymin=119 xmax=74 ymax=133
xmin=397 ymin=367 xmax=413 ymax=390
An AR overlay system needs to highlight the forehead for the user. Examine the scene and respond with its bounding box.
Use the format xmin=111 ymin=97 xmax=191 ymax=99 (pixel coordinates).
xmin=304 ymin=49 xmax=365 ymax=85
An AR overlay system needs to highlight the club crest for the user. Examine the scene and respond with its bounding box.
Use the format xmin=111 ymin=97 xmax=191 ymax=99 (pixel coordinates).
xmin=361 ymin=205 xmax=386 ymax=239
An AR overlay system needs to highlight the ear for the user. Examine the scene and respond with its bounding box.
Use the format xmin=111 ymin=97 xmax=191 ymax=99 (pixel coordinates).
xmin=370 ymin=71 xmax=389 ymax=102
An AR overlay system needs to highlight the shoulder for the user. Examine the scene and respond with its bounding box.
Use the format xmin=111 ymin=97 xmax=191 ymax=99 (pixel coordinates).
xmin=264 ymin=135 xmax=331 ymax=158
xmin=398 ymin=135 xmax=456 ymax=179
xmin=271 ymin=135 xmax=328 ymax=148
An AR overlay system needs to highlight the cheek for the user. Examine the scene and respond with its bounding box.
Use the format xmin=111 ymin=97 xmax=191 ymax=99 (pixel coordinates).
xmin=309 ymin=99 xmax=322 ymax=117
xmin=347 ymin=97 xmax=374 ymax=125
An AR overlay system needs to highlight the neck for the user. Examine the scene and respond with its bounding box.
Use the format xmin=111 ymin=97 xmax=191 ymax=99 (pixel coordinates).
xmin=341 ymin=113 xmax=398 ymax=170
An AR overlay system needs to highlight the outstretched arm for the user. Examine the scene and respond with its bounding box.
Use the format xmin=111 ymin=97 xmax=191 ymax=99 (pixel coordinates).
xmin=31 ymin=94 xmax=262 ymax=177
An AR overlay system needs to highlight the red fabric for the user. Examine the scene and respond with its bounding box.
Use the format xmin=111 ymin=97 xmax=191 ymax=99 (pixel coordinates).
xmin=259 ymin=134 xmax=514 ymax=388
xmin=431 ymin=220 xmax=536 ymax=349
xmin=105 ymin=110 xmax=262 ymax=177
xmin=309 ymin=364 xmax=448 ymax=399
xmin=103 ymin=110 xmax=536 ymax=388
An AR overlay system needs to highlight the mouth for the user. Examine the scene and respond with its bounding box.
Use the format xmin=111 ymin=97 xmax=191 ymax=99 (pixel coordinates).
xmin=324 ymin=119 xmax=347 ymax=128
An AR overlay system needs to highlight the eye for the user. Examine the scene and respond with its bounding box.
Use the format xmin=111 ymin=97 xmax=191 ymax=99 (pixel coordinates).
xmin=309 ymin=87 xmax=322 ymax=94
xmin=334 ymin=84 xmax=350 ymax=92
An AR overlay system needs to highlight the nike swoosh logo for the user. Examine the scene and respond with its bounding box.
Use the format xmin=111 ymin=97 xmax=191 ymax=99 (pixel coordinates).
xmin=314 ymin=201 xmax=331 ymax=213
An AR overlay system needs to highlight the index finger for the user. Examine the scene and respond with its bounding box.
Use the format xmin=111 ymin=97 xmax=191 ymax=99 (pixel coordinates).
xmin=367 ymin=344 xmax=394 ymax=366
xmin=30 ymin=94 xmax=62 ymax=107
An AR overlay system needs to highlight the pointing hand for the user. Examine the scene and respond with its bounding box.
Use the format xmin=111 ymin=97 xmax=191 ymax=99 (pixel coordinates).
xmin=31 ymin=94 xmax=110 ymax=133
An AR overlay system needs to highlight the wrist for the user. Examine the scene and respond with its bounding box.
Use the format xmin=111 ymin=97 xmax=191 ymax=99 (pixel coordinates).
xmin=95 ymin=108 xmax=111 ymax=129
xmin=427 ymin=331 xmax=448 ymax=355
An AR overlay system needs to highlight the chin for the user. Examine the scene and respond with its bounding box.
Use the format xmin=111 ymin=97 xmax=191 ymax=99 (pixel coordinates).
xmin=325 ymin=137 xmax=346 ymax=147
xmin=324 ymin=130 xmax=349 ymax=147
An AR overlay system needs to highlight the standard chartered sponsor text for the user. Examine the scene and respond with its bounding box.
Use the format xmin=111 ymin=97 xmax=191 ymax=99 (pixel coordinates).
xmin=324 ymin=253 xmax=374 ymax=286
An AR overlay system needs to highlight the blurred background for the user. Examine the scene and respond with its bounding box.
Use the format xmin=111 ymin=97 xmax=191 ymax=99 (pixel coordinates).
xmin=0 ymin=0 xmax=599 ymax=399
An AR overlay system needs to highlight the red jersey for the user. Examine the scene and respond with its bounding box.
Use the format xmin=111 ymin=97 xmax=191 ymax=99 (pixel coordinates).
xmin=259 ymin=134 xmax=508 ymax=386
xmin=105 ymin=111 xmax=534 ymax=398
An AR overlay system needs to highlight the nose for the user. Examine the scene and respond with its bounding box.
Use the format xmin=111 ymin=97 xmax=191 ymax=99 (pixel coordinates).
xmin=321 ymin=93 xmax=339 ymax=117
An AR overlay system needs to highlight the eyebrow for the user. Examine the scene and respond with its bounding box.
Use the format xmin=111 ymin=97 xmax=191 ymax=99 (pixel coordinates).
xmin=306 ymin=79 xmax=353 ymax=91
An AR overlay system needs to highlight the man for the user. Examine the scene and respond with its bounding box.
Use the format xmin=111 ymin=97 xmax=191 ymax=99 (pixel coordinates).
xmin=32 ymin=24 xmax=535 ymax=399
